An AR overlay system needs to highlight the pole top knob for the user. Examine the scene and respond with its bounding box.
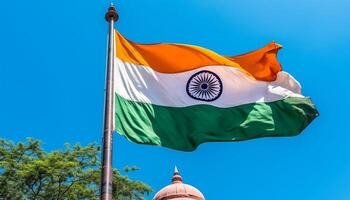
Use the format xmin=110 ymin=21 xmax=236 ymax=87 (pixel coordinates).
xmin=105 ymin=4 xmax=119 ymax=22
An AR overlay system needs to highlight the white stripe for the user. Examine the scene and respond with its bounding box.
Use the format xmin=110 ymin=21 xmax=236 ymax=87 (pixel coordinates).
xmin=114 ymin=58 xmax=303 ymax=108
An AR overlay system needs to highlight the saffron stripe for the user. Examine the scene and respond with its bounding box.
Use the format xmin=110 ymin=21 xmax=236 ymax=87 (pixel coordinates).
xmin=116 ymin=31 xmax=282 ymax=81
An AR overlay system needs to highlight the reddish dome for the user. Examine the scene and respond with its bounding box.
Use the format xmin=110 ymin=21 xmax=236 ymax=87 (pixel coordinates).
xmin=153 ymin=167 xmax=205 ymax=200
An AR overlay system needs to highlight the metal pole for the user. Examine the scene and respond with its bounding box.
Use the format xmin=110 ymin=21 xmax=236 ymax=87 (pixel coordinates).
xmin=101 ymin=4 xmax=118 ymax=200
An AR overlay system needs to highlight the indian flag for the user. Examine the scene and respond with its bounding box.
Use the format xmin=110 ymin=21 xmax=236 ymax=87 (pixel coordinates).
xmin=113 ymin=31 xmax=318 ymax=151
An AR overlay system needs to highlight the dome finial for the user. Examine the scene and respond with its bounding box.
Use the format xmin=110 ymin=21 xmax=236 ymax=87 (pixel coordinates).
xmin=174 ymin=166 xmax=179 ymax=173
xmin=172 ymin=166 xmax=183 ymax=183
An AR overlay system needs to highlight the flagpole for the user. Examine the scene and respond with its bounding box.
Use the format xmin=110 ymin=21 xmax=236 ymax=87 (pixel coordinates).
xmin=101 ymin=4 xmax=118 ymax=200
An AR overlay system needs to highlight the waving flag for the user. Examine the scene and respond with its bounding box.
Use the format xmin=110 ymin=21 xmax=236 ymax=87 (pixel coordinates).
xmin=113 ymin=31 xmax=318 ymax=151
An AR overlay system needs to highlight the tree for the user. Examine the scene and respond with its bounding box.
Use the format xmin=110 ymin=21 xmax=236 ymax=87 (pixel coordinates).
xmin=0 ymin=138 xmax=152 ymax=200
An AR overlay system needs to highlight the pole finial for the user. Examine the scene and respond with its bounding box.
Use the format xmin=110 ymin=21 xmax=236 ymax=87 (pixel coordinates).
xmin=105 ymin=3 xmax=119 ymax=22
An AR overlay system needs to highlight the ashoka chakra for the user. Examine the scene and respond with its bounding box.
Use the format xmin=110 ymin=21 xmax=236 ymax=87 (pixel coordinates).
xmin=186 ymin=70 xmax=223 ymax=102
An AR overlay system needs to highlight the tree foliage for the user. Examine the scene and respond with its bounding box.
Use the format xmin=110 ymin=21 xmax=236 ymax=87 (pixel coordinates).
xmin=0 ymin=138 xmax=152 ymax=200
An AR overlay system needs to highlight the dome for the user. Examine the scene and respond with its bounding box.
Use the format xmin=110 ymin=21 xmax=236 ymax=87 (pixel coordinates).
xmin=153 ymin=167 xmax=205 ymax=200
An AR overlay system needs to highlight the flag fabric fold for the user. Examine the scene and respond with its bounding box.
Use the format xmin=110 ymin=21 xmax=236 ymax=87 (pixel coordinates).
xmin=113 ymin=31 xmax=318 ymax=151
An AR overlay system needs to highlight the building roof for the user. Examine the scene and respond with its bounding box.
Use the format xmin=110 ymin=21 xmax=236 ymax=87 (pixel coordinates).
xmin=153 ymin=167 xmax=205 ymax=200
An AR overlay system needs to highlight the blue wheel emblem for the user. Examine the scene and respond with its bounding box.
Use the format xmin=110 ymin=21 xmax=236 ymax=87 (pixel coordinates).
xmin=186 ymin=70 xmax=223 ymax=102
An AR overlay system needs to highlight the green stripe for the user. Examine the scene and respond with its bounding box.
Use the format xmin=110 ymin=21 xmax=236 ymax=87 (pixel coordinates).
xmin=115 ymin=94 xmax=318 ymax=151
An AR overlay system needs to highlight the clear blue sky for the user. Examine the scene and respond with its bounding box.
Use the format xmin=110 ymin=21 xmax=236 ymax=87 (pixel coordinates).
xmin=0 ymin=0 xmax=349 ymax=199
